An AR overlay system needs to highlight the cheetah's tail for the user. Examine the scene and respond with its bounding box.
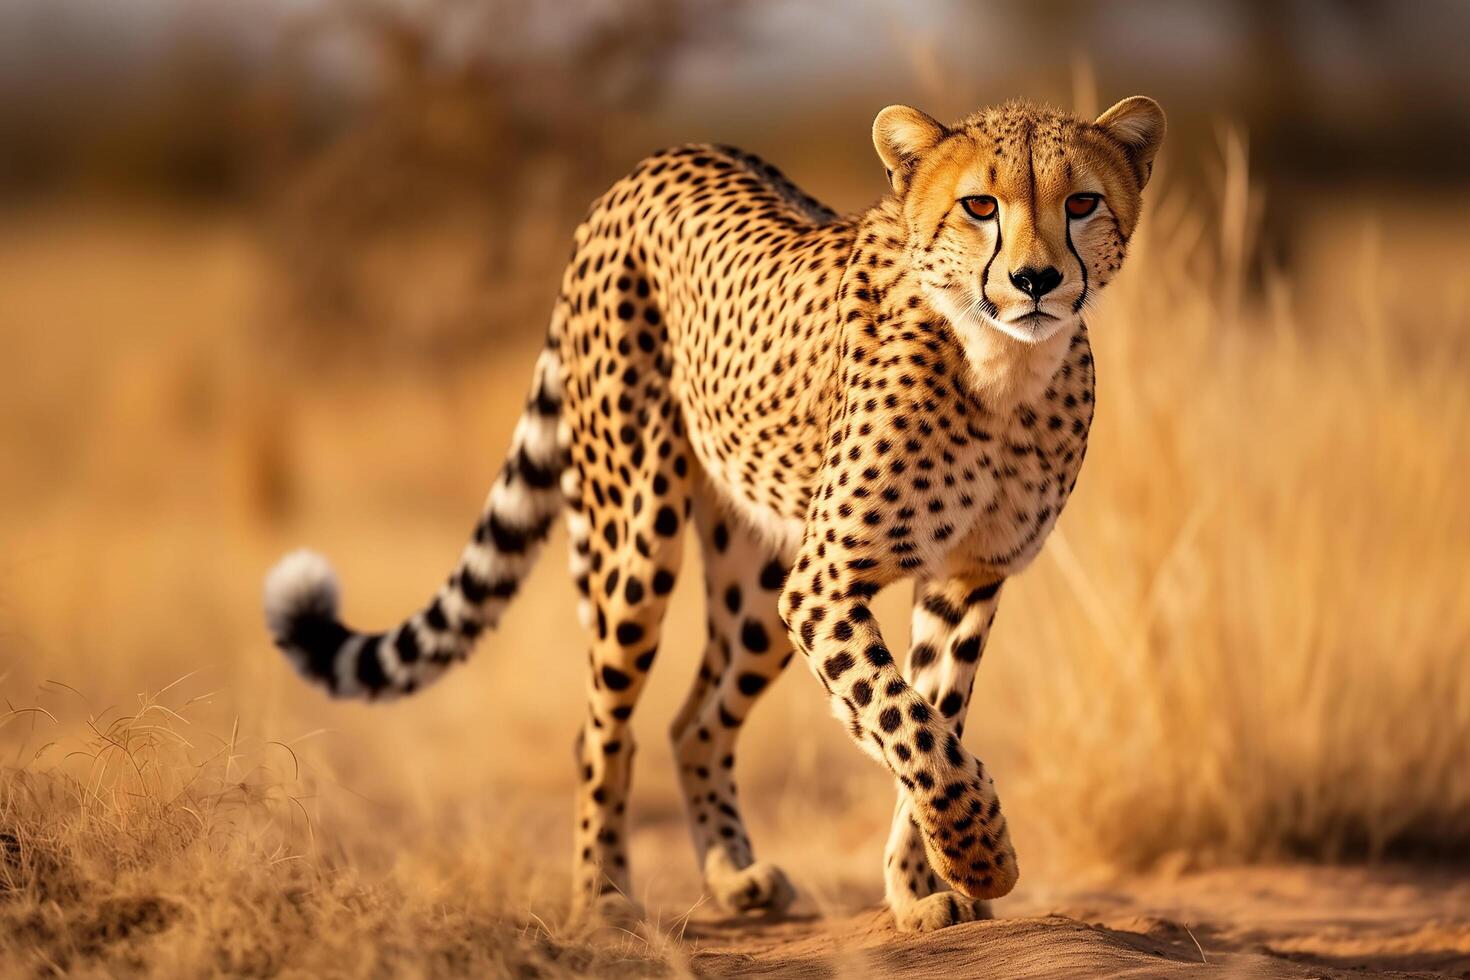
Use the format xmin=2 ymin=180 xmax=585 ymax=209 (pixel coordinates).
xmin=261 ymin=342 xmax=566 ymax=699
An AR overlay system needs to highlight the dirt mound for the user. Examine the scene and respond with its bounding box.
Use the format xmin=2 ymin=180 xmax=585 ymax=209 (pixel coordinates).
xmin=672 ymin=865 xmax=1470 ymax=979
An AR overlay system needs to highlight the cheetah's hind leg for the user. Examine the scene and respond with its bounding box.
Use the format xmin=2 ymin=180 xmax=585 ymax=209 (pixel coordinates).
xmin=670 ymin=488 xmax=797 ymax=916
xmin=559 ymin=294 xmax=695 ymax=924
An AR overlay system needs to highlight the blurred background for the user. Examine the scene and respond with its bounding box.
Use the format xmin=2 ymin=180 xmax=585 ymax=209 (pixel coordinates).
xmin=2 ymin=0 xmax=1469 ymax=973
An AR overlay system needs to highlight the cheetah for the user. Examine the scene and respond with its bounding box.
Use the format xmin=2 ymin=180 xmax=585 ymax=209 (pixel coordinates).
xmin=263 ymin=97 xmax=1165 ymax=932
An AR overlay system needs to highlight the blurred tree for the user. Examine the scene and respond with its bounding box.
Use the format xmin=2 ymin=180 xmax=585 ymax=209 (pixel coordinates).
xmin=261 ymin=0 xmax=748 ymax=367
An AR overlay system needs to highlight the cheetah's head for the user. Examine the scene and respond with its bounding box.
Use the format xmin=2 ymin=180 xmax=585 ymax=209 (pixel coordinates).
xmin=874 ymin=97 xmax=1165 ymax=346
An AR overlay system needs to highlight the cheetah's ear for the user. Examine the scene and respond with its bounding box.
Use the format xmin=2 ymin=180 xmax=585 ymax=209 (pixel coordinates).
xmin=1095 ymin=96 xmax=1166 ymax=188
xmin=873 ymin=105 xmax=947 ymax=193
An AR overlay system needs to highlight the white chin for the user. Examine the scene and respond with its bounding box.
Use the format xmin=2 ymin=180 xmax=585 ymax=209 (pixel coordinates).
xmin=981 ymin=311 xmax=1070 ymax=344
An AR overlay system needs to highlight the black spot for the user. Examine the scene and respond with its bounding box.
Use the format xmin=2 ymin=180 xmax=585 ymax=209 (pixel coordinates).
xmin=851 ymin=680 xmax=873 ymax=706
xmin=940 ymin=691 xmax=964 ymax=717
xmin=741 ymin=619 xmax=770 ymax=653
xmin=864 ymin=644 xmax=893 ymax=668
xmin=616 ymin=621 xmax=645 ymax=645
xmin=653 ymin=569 xmax=676 ymax=594
xmin=654 ymin=506 xmax=679 ymax=537
xmin=737 ymin=673 xmax=767 ymax=696
xmin=725 ymin=585 xmax=742 ymax=614
xmin=532 ymin=385 xmax=560 ymax=417
xmin=966 ymin=580 xmax=1003 ymax=603
xmin=921 ymin=593 xmax=963 ymax=626
xmin=953 ymin=636 xmax=982 ymax=662
xmin=878 ymin=706 xmax=902 ymax=733
xmin=759 ymin=560 xmax=786 ymax=590
xmin=602 ymin=665 xmax=632 ymax=691
xmin=824 ymin=652 xmax=855 ymax=679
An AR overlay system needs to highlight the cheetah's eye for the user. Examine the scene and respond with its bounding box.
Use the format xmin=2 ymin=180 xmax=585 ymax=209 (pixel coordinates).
xmin=961 ymin=196 xmax=998 ymax=220
xmin=1066 ymin=194 xmax=1100 ymax=218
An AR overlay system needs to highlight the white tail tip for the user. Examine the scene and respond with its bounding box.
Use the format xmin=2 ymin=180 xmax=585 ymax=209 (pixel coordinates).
xmin=264 ymin=549 xmax=340 ymax=640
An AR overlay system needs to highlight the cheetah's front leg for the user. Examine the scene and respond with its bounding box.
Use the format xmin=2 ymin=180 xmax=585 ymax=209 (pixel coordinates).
xmin=779 ymin=550 xmax=1018 ymax=901
xmin=885 ymin=576 xmax=1005 ymax=931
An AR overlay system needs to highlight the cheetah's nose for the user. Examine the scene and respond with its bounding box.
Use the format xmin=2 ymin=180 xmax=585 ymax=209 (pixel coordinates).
xmin=1008 ymin=266 xmax=1062 ymax=300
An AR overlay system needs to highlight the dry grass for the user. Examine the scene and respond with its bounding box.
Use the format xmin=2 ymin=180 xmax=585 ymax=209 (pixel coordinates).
xmin=0 ymin=686 xmax=683 ymax=977
xmin=1 ymin=133 xmax=1467 ymax=974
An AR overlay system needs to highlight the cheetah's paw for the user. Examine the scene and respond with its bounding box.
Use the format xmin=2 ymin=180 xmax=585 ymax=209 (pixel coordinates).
xmin=892 ymin=891 xmax=993 ymax=933
xmin=709 ymin=860 xmax=797 ymax=915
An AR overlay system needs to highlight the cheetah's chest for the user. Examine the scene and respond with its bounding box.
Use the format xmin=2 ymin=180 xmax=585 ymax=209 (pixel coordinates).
xmin=950 ymin=358 xmax=1095 ymax=581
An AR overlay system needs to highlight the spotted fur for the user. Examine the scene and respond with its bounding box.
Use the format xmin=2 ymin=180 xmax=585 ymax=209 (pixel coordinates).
xmin=262 ymin=97 xmax=1164 ymax=931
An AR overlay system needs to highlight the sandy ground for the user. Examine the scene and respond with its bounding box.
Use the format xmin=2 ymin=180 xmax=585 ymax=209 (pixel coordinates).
xmin=672 ymin=861 xmax=1470 ymax=979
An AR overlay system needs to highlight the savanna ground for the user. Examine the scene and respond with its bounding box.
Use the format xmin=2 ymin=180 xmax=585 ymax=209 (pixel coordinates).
xmin=2 ymin=131 xmax=1469 ymax=976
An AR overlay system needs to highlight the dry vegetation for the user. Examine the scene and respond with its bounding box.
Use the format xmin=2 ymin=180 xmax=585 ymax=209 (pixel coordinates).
xmin=0 ymin=687 xmax=677 ymax=977
xmin=1 ymin=132 xmax=1467 ymax=975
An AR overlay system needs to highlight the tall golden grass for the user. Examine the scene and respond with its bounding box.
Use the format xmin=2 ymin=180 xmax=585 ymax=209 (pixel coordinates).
xmin=1 ymin=130 xmax=1466 ymax=973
